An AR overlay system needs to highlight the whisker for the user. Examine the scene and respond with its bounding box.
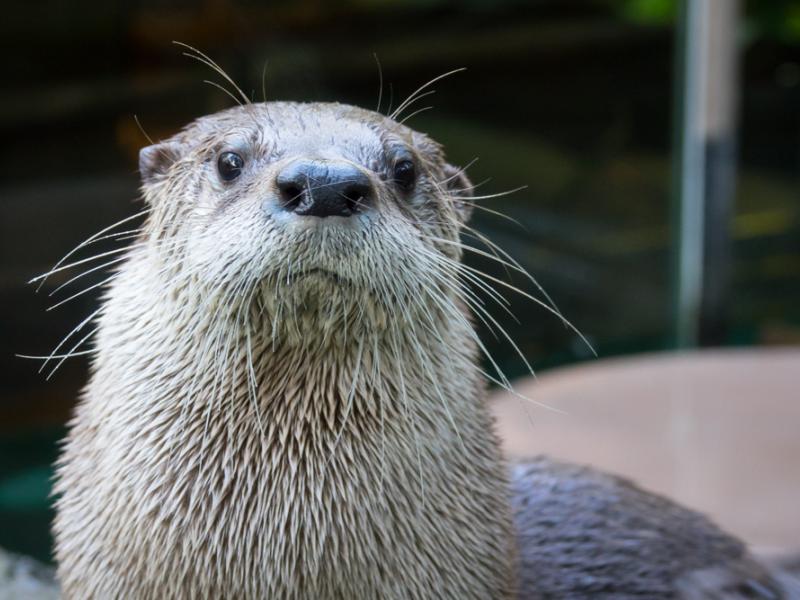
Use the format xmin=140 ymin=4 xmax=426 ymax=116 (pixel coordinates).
xmin=373 ymin=53 xmax=384 ymax=114
xmin=30 ymin=243 xmax=145 ymax=285
xmin=386 ymin=82 xmax=394 ymax=117
xmin=399 ymin=105 xmax=434 ymax=125
xmin=17 ymin=349 xmax=96 ymax=361
xmin=390 ymin=68 xmax=465 ymax=121
xmin=261 ymin=60 xmax=269 ymax=103
xmin=461 ymin=226 xmax=566 ymax=327
xmin=49 ymin=256 xmax=129 ymax=297
xmin=47 ymin=274 xmax=118 ymax=312
xmin=393 ymin=90 xmax=437 ymax=123
xmin=440 ymin=158 xmax=480 ymax=186
xmin=38 ymin=308 xmax=102 ymax=373
xmin=452 ymin=185 xmax=529 ymax=201
xmin=419 ymin=260 xmax=533 ymax=377
xmin=420 ymin=231 xmax=564 ymax=327
xmin=174 ymin=41 xmax=251 ymax=105
xmin=417 ymin=274 xmax=562 ymax=413
xmin=203 ymin=79 xmax=244 ymax=107
xmin=34 ymin=209 xmax=148 ymax=291
xmin=46 ymin=326 xmax=98 ymax=380
xmin=133 ymin=115 xmax=155 ymax=145
xmin=450 ymin=257 xmax=595 ymax=356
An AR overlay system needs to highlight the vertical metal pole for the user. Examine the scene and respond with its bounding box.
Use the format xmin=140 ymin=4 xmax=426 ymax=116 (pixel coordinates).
xmin=700 ymin=0 xmax=740 ymax=344
xmin=672 ymin=0 xmax=739 ymax=348
xmin=673 ymin=0 xmax=709 ymax=349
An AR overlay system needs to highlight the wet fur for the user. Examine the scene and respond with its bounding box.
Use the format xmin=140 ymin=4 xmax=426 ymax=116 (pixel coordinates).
xmin=53 ymin=102 xmax=515 ymax=598
xmin=51 ymin=101 xmax=791 ymax=599
xmin=511 ymin=458 xmax=785 ymax=599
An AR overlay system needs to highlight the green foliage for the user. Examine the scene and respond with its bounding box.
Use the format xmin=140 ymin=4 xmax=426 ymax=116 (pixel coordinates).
xmin=615 ymin=0 xmax=676 ymax=25
xmin=614 ymin=0 xmax=800 ymax=44
xmin=746 ymin=0 xmax=800 ymax=43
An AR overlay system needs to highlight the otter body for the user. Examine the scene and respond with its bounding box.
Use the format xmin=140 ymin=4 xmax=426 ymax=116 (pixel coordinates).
xmin=511 ymin=458 xmax=785 ymax=599
xmin=53 ymin=101 xmax=788 ymax=599
xmin=54 ymin=102 xmax=515 ymax=599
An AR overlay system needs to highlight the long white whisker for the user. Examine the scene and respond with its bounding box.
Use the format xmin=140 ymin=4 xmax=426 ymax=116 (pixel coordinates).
xmin=373 ymin=53 xmax=384 ymax=114
xmin=46 ymin=326 xmax=98 ymax=380
xmin=174 ymin=41 xmax=251 ymax=105
xmin=390 ymin=68 xmax=465 ymax=120
xmin=17 ymin=349 xmax=96 ymax=361
xmin=203 ymin=79 xmax=244 ymax=107
xmin=35 ymin=209 xmax=148 ymax=291
xmin=29 ymin=243 xmax=146 ymax=284
xmin=49 ymin=256 xmax=129 ymax=297
xmin=424 ymin=245 xmax=595 ymax=356
xmin=461 ymin=225 xmax=565 ymax=325
xmin=38 ymin=308 xmax=102 ymax=373
xmin=47 ymin=274 xmax=118 ymax=311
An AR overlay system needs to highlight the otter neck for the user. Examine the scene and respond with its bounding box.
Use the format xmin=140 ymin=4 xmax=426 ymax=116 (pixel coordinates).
xmin=58 ymin=249 xmax=516 ymax=598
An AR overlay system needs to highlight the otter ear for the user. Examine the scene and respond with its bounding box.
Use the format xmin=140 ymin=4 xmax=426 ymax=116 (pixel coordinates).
xmin=443 ymin=163 xmax=474 ymax=224
xmin=139 ymin=141 xmax=183 ymax=185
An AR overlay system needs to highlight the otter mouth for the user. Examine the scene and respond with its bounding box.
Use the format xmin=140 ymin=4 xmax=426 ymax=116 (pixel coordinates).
xmin=285 ymin=268 xmax=347 ymax=285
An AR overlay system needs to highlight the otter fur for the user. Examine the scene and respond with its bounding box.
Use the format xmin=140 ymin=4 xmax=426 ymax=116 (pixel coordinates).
xmin=51 ymin=101 xmax=790 ymax=599
xmin=54 ymin=102 xmax=516 ymax=598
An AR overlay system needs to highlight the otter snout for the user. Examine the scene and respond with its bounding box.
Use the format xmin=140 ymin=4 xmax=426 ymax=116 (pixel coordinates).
xmin=276 ymin=160 xmax=373 ymax=218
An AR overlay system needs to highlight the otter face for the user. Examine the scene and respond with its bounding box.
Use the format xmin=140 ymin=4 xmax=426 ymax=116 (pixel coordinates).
xmin=138 ymin=102 xmax=472 ymax=335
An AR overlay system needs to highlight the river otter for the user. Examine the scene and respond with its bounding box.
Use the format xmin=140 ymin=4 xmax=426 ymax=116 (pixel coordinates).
xmin=50 ymin=99 xmax=788 ymax=599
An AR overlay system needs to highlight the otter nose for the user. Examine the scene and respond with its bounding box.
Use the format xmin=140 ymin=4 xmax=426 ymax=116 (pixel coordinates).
xmin=276 ymin=161 xmax=372 ymax=218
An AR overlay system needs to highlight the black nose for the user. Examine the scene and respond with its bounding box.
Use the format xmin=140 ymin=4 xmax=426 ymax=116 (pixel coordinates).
xmin=276 ymin=160 xmax=372 ymax=218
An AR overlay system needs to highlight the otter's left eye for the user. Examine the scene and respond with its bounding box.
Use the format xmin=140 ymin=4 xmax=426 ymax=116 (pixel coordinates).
xmin=218 ymin=152 xmax=244 ymax=181
xmin=393 ymin=160 xmax=416 ymax=191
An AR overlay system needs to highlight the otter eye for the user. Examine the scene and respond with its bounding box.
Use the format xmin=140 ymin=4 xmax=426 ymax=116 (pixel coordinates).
xmin=393 ymin=160 xmax=416 ymax=191
xmin=217 ymin=152 xmax=244 ymax=181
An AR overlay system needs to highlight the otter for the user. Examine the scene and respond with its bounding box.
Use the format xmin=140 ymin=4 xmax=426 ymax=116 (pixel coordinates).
xmin=50 ymin=100 xmax=788 ymax=599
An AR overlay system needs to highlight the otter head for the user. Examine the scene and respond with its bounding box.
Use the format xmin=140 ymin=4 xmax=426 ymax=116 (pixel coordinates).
xmin=137 ymin=102 xmax=474 ymax=343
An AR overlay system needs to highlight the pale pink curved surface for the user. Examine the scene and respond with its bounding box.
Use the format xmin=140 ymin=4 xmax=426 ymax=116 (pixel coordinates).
xmin=491 ymin=348 xmax=800 ymax=553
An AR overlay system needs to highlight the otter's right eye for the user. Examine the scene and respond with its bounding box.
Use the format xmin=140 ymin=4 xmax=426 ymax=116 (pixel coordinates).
xmin=217 ymin=152 xmax=244 ymax=181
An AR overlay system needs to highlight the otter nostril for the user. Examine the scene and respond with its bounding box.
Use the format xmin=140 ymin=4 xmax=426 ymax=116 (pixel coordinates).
xmin=341 ymin=184 xmax=369 ymax=213
xmin=279 ymin=183 xmax=304 ymax=209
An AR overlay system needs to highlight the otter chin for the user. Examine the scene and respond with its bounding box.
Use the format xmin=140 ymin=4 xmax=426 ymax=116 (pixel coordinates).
xmin=53 ymin=100 xmax=786 ymax=600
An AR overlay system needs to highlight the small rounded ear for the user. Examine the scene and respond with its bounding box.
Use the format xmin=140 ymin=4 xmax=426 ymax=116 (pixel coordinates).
xmin=139 ymin=141 xmax=183 ymax=185
xmin=442 ymin=163 xmax=474 ymax=224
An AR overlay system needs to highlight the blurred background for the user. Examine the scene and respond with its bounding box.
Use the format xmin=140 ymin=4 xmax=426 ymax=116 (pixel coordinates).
xmin=1 ymin=0 xmax=798 ymax=564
